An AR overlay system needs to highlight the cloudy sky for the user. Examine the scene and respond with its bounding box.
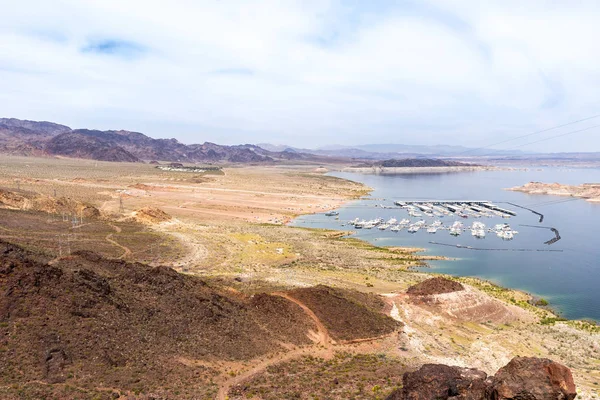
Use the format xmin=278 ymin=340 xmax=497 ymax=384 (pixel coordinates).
xmin=2 ymin=0 xmax=600 ymax=152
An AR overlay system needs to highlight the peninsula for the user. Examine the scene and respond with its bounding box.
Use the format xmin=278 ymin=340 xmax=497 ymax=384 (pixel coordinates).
xmin=508 ymin=181 xmax=600 ymax=202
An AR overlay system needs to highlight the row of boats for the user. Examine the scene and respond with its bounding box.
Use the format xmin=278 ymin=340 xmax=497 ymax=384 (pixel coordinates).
xmin=394 ymin=202 xmax=512 ymax=219
xmin=344 ymin=217 xmax=519 ymax=240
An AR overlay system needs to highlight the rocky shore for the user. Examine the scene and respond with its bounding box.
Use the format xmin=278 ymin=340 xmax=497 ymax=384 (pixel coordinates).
xmin=343 ymin=166 xmax=494 ymax=174
xmin=507 ymin=181 xmax=600 ymax=202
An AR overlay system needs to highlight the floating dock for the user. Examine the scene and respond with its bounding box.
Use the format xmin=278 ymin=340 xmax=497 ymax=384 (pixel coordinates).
xmin=395 ymin=200 xmax=517 ymax=218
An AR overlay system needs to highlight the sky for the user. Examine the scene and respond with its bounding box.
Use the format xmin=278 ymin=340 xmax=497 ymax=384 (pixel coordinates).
xmin=1 ymin=0 xmax=600 ymax=152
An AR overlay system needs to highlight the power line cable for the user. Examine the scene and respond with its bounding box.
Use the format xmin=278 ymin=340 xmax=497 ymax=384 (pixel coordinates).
xmin=458 ymin=113 xmax=600 ymax=155
xmin=504 ymin=124 xmax=600 ymax=150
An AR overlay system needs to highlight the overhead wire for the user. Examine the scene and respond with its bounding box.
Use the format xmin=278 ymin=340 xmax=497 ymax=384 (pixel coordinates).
xmin=457 ymin=113 xmax=600 ymax=155
xmin=504 ymin=124 xmax=600 ymax=150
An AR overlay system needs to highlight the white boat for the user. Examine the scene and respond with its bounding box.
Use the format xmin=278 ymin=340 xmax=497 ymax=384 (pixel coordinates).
xmin=387 ymin=218 xmax=397 ymax=225
xmin=408 ymin=224 xmax=420 ymax=233
xmin=378 ymin=224 xmax=390 ymax=230
xmin=471 ymin=221 xmax=486 ymax=230
xmin=390 ymin=225 xmax=401 ymax=232
xmin=472 ymin=228 xmax=486 ymax=238
xmin=399 ymin=219 xmax=411 ymax=225
xmin=325 ymin=210 xmax=339 ymax=216
xmin=427 ymin=226 xmax=437 ymax=234
xmin=449 ymin=221 xmax=463 ymax=236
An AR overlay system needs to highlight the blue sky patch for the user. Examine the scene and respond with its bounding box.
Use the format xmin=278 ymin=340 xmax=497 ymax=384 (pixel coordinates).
xmin=81 ymin=39 xmax=146 ymax=58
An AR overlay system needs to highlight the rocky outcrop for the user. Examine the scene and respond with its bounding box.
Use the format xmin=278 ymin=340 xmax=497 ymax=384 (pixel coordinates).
xmin=385 ymin=357 xmax=576 ymax=400
xmin=489 ymin=357 xmax=577 ymax=400
xmin=507 ymin=181 xmax=600 ymax=203
xmin=0 ymin=188 xmax=100 ymax=218
xmin=407 ymin=277 xmax=465 ymax=296
xmin=386 ymin=364 xmax=488 ymax=399
xmin=133 ymin=207 xmax=172 ymax=224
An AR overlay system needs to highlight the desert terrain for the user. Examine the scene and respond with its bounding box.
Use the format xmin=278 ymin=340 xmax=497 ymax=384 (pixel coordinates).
xmin=0 ymin=155 xmax=598 ymax=399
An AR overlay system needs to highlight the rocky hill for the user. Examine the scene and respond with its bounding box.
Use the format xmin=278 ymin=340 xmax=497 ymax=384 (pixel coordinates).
xmin=0 ymin=240 xmax=319 ymax=398
xmin=0 ymin=118 xmax=316 ymax=163
xmin=0 ymin=240 xmax=405 ymax=399
xmin=45 ymin=132 xmax=141 ymax=162
xmin=354 ymin=158 xmax=477 ymax=168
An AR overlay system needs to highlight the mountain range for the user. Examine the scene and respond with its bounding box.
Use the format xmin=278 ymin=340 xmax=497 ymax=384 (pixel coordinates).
xmin=258 ymin=142 xmax=527 ymax=159
xmin=3 ymin=118 xmax=595 ymax=165
xmin=0 ymin=118 xmax=316 ymax=163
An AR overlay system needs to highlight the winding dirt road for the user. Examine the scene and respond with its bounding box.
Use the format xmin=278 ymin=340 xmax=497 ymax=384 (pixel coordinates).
xmin=106 ymin=224 xmax=131 ymax=259
xmin=216 ymin=292 xmax=333 ymax=400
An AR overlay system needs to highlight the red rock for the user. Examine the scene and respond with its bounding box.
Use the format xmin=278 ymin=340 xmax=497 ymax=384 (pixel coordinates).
xmin=489 ymin=356 xmax=577 ymax=400
xmin=386 ymin=364 xmax=488 ymax=400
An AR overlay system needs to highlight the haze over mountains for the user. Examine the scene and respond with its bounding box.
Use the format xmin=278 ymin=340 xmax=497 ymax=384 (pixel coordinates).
xmin=258 ymin=142 xmax=527 ymax=159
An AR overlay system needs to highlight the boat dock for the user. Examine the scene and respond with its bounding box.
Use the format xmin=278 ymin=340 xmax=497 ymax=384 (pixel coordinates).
xmin=393 ymin=200 xmax=517 ymax=217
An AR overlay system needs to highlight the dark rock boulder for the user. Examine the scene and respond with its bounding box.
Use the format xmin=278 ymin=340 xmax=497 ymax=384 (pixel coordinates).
xmin=385 ymin=357 xmax=577 ymax=400
xmin=386 ymin=364 xmax=488 ymax=400
xmin=489 ymin=357 xmax=577 ymax=400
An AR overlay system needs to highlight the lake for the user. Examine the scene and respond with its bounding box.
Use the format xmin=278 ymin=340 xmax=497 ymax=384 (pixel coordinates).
xmin=291 ymin=167 xmax=600 ymax=321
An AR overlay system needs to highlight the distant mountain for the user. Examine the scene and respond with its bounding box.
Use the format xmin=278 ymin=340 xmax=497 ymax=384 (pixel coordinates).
xmin=45 ymin=132 xmax=141 ymax=162
xmin=0 ymin=118 xmax=71 ymax=136
xmin=258 ymin=142 xmax=526 ymax=159
xmin=0 ymin=118 xmax=317 ymax=163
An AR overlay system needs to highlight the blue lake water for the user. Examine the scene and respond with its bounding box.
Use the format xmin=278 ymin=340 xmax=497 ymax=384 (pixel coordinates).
xmin=291 ymin=167 xmax=600 ymax=321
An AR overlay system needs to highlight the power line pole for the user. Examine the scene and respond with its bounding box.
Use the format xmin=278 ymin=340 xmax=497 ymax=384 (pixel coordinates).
xmin=119 ymin=195 xmax=125 ymax=213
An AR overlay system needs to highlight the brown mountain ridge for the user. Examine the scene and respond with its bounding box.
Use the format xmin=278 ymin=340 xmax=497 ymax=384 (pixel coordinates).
xmin=0 ymin=118 xmax=315 ymax=163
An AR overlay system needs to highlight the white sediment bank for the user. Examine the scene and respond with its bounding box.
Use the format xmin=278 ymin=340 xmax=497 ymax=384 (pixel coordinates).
xmin=342 ymin=166 xmax=495 ymax=175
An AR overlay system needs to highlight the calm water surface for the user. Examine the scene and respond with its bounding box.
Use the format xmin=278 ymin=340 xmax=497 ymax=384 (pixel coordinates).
xmin=292 ymin=167 xmax=600 ymax=321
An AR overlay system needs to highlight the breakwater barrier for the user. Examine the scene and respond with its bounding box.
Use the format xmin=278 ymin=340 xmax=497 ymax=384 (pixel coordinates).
xmin=428 ymin=241 xmax=563 ymax=252
xmin=519 ymin=224 xmax=561 ymax=245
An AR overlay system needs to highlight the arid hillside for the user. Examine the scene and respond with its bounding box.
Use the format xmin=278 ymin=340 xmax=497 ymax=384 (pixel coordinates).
xmin=0 ymin=240 xmax=404 ymax=399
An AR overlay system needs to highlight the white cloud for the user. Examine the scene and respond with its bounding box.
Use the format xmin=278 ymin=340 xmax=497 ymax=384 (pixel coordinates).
xmin=1 ymin=0 xmax=600 ymax=151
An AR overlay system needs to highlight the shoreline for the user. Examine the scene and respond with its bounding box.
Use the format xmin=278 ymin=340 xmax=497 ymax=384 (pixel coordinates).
xmin=507 ymin=181 xmax=600 ymax=203
xmin=293 ymin=171 xmax=597 ymax=325
xmin=341 ymin=165 xmax=495 ymax=174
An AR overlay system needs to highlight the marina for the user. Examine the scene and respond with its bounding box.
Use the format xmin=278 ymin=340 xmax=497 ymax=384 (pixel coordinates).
xmin=341 ymin=199 xmax=520 ymax=241
xmin=393 ymin=200 xmax=517 ymax=218
xmin=292 ymin=167 xmax=600 ymax=321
